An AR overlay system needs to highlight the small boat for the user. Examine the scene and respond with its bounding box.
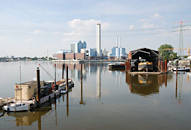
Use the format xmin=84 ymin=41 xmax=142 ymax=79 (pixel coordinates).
xmin=108 ymin=63 xmax=125 ymax=70
xmin=2 ymin=102 xmax=30 ymax=112
xmin=58 ymin=79 xmax=74 ymax=94
xmin=173 ymin=66 xmax=190 ymax=72
xmin=60 ymin=90 xmax=67 ymax=94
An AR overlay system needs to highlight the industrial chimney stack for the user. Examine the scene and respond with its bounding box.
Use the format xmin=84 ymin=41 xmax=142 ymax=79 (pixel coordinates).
xmin=96 ymin=23 xmax=101 ymax=57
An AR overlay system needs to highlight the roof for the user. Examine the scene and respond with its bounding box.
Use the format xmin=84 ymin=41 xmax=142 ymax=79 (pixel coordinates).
xmin=129 ymin=48 xmax=159 ymax=60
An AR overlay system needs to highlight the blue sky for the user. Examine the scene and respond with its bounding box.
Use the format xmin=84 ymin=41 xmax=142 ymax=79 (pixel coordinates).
xmin=0 ymin=0 xmax=191 ymax=56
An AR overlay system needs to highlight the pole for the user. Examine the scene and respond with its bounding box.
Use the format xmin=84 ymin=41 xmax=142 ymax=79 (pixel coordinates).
xmin=54 ymin=64 xmax=56 ymax=87
xmin=62 ymin=64 xmax=65 ymax=79
xmin=66 ymin=65 xmax=68 ymax=92
xmin=37 ymin=67 xmax=41 ymax=103
xmin=165 ymin=60 xmax=167 ymax=73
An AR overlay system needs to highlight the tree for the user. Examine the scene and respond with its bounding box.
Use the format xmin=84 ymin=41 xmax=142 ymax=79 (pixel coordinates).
xmin=158 ymin=44 xmax=177 ymax=60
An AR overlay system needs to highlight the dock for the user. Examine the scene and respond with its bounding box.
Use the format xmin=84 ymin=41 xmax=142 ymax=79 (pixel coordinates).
xmin=128 ymin=72 xmax=168 ymax=75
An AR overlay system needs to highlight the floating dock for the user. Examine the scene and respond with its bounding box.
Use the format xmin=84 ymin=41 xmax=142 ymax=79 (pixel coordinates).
xmin=128 ymin=71 xmax=168 ymax=75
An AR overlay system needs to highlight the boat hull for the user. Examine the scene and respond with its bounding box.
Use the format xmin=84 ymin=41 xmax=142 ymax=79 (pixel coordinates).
xmin=3 ymin=104 xmax=29 ymax=112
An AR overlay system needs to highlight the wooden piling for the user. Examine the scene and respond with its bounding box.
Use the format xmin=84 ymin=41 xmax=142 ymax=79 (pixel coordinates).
xmin=165 ymin=60 xmax=167 ymax=73
xmin=37 ymin=67 xmax=41 ymax=102
xmin=54 ymin=64 xmax=56 ymax=88
xmin=66 ymin=65 xmax=68 ymax=92
xmin=62 ymin=64 xmax=65 ymax=79
xmin=160 ymin=61 xmax=163 ymax=72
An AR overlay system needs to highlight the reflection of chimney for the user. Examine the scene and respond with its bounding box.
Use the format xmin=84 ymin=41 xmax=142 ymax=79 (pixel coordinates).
xmin=96 ymin=66 xmax=101 ymax=98
xmin=80 ymin=64 xmax=84 ymax=104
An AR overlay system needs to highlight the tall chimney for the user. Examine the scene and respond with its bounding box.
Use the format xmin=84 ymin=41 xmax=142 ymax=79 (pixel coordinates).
xmin=96 ymin=23 xmax=101 ymax=57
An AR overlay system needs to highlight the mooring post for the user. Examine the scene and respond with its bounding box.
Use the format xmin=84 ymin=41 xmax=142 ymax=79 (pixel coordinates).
xmin=54 ymin=64 xmax=57 ymax=89
xmin=37 ymin=67 xmax=41 ymax=103
xmin=165 ymin=60 xmax=167 ymax=73
xmin=66 ymin=65 xmax=68 ymax=92
xmin=62 ymin=64 xmax=65 ymax=79
xmin=160 ymin=61 xmax=163 ymax=72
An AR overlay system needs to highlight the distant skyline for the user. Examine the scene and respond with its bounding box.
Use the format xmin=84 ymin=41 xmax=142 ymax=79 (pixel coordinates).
xmin=0 ymin=0 xmax=191 ymax=57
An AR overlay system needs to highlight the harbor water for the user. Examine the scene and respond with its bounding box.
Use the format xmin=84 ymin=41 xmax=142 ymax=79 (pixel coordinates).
xmin=0 ymin=61 xmax=191 ymax=130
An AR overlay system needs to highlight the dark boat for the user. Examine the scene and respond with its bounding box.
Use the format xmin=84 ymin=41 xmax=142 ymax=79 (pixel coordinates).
xmin=108 ymin=63 xmax=125 ymax=70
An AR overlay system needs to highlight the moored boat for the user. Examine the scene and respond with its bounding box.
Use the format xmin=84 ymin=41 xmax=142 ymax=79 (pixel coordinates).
xmin=2 ymin=101 xmax=33 ymax=112
xmin=108 ymin=63 xmax=125 ymax=70
xmin=173 ymin=66 xmax=190 ymax=72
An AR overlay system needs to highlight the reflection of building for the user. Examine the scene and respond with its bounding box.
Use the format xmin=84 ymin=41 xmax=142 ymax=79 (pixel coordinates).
xmin=126 ymin=73 xmax=172 ymax=96
xmin=8 ymin=104 xmax=51 ymax=127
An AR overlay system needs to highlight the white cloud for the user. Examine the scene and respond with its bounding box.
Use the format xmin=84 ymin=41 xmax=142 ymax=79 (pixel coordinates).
xmin=32 ymin=29 xmax=41 ymax=34
xmin=68 ymin=19 xmax=109 ymax=31
xmin=129 ymin=25 xmax=135 ymax=30
xmin=153 ymin=13 xmax=162 ymax=19
xmin=61 ymin=19 xmax=110 ymax=48
xmin=142 ymin=23 xmax=155 ymax=29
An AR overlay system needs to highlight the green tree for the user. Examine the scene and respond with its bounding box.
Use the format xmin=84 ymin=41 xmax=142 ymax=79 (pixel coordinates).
xmin=158 ymin=44 xmax=177 ymax=60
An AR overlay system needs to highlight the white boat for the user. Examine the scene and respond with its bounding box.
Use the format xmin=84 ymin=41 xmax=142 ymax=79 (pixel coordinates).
xmin=2 ymin=102 xmax=30 ymax=112
xmin=60 ymin=90 xmax=67 ymax=94
xmin=173 ymin=66 xmax=190 ymax=72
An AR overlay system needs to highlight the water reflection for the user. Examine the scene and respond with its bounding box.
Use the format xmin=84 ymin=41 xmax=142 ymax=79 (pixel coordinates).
xmin=8 ymin=103 xmax=51 ymax=128
xmin=96 ymin=65 xmax=101 ymax=99
xmin=1 ymin=62 xmax=191 ymax=130
xmin=126 ymin=72 xmax=173 ymax=96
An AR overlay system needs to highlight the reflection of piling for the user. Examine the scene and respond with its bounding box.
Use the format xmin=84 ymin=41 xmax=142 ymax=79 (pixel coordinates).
xmin=54 ymin=99 xmax=57 ymax=126
xmin=37 ymin=67 xmax=41 ymax=103
xmin=38 ymin=113 xmax=41 ymax=130
xmin=66 ymin=93 xmax=69 ymax=117
xmin=66 ymin=65 xmax=68 ymax=92
xmin=176 ymin=72 xmax=178 ymax=98
xmin=165 ymin=74 xmax=167 ymax=87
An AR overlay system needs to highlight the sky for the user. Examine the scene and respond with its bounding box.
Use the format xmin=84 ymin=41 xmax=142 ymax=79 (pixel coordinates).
xmin=0 ymin=0 xmax=191 ymax=57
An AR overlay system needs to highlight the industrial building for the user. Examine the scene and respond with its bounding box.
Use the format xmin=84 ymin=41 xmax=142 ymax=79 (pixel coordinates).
xmin=126 ymin=48 xmax=159 ymax=72
xmin=110 ymin=47 xmax=126 ymax=58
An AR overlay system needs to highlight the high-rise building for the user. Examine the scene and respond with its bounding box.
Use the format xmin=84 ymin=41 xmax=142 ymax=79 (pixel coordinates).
xmin=71 ymin=44 xmax=75 ymax=53
xmin=96 ymin=24 xmax=101 ymax=56
xmin=74 ymin=41 xmax=87 ymax=53
xmin=88 ymin=48 xmax=97 ymax=57
xmin=110 ymin=47 xmax=126 ymax=58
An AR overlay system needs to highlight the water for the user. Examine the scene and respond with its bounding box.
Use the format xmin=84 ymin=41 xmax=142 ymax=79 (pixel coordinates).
xmin=0 ymin=61 xmax=191 ymax=130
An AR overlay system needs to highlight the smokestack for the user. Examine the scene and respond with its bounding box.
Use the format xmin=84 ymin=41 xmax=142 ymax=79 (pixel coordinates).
xmin=96 ymin=23 xmax=101 ymax=57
